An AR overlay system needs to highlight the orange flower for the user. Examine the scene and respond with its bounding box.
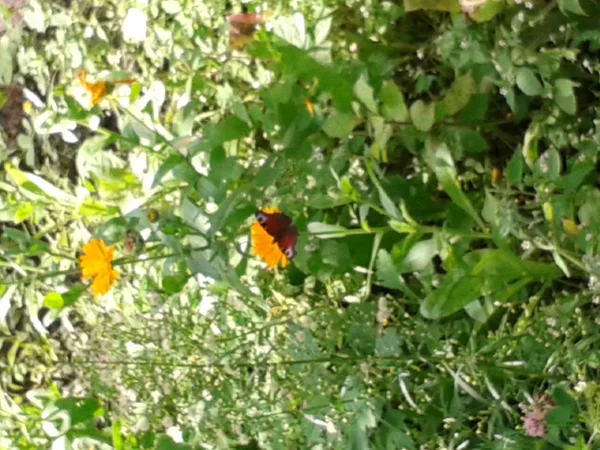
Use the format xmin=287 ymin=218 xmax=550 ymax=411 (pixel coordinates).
xmin=251 ymin=206 xmax=290 ymax=269
xmin=79 ymin=238 xmax=120 ymax=295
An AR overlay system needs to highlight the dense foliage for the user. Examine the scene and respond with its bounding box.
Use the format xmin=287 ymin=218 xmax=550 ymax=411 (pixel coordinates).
xmin=2 ymin=0 xmax=600 ymax=448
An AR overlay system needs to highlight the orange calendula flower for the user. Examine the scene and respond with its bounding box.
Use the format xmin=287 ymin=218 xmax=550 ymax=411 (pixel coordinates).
xmin=79 ymin=238 xmax=120 ymax=296
xmin=251 ymin=206 xmax=298 ymax=269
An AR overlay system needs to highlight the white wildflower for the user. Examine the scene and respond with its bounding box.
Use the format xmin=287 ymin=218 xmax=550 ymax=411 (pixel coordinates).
xmin=122 ymin=8 xmax=147 ymax=43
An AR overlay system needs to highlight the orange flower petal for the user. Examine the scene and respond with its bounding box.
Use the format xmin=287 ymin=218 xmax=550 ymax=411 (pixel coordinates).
xmin=79 ymin=238 xmax=119 ymax=295
xmin=251 ymin=211 xmax=289 ymax=268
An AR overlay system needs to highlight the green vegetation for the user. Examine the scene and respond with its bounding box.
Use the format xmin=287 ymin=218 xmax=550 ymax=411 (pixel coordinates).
xmin=2 ymin=0 xmax=600 ymax=448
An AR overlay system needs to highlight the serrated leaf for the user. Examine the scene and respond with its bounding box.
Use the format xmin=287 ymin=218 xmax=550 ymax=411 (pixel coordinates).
xmin=516 ymin=67 xmax=543 ymax=96
xmin=409 ymin=100 xmax=435 ymax=132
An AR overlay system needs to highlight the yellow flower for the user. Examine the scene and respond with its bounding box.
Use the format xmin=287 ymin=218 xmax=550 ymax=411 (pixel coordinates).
xmin=251 ymin=206 xmax=290 ymax=269
xmin=79 ymin=238 xmax=120 ymax=295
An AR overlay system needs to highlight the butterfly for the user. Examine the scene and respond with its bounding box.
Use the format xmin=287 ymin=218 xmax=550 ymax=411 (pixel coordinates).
xmin=227 ymin=13 xmax=264 ymax=49
xmin=74 ymin=70 xmax=136 ymax=108
xmin=252 ymin=207 xmax=298 ymax=268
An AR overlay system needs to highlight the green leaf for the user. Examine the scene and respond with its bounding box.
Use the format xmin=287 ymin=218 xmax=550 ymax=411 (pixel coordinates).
xmin=516 ymin=68 xmax=543 ymax=96
xmin=322 ymin=112 xmax=357 ymax=138
xmin=205 ymin=116 xmax=251 ymax=150
xmin=112 ymin=419 xmax=124 ymax=450
xmin=404 ymin=0 xmax=461 ymax=12
xmin=62 ymin=286 xmax=87 ymax=307
xmin=559 ymin=162 xmax=593 ymax=194
xmin=471 ymin=249 xmax=560 ymax=280
xmin=409 ymin=100 xmax=435 ymax=132
xmin=365 ymin=161 xmax=401 ymax=219
xmin=470 ymin=0 xmax=506 ymax=21
xmin=420 ymin=275 xmax=482 ymax=319
xmin=162 ymin=274 xmax=190 ymax=294
xmin=55 ymin=398 xmax=102 ymax=426
xmin=481 ymin=191 xmax=498 ymax=225
xmin=506 ymin=150 xmax=524 ymax=185
xmin=380 ymin=82 xmax=409 ymax=122
xmin=0 ymin=41 xmax=13 ymax=85
xmin=536 ymin=148 xmax=561 ymax=180
xmin=557 ymin=0 xmax=586 ymax=15
xmin=438 ymin=73 xmax=476 ymax=117
xmin=443 ymin=128 xmax=488 ymax=157
xmin=401 ymin=239 xmax=437 ymax=273
xmin=554 ymin=78 xmax=577 ymax=115
xmin=376 ymin=249 xmax=404 ymax=290
xmin=565 ymin=436 xmax=589 ymax=450
xmin=307 ymin=222 xmax=350 ymax=239
xmin=548 ymin=387 xmax=578 ymax=426
xmin=156 ymin=436 xmax=192 ymax=450
xmin=152 ymin=153 xmax=196 ymax=188
xmin=354 ymin=74 xmax=378 ymax=113
xmin=14 ymin=203 xmax=34 ymax=223
xmin=6 ymin=164 xmax=76 ymax=205
xmin=429 ymin=141 xmax=486 ymax=230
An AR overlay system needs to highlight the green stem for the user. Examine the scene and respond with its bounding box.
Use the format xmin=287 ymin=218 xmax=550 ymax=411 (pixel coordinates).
xmin=301 ymin=226 xmax=390 ymax=237
xmin=417 ymin=225 xmax=492 ymax=240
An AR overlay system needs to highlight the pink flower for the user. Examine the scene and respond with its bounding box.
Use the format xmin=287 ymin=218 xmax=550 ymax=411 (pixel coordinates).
xmin=522 ymin=393 xmax=554 ymax=438
xmin=523 ymin=410 xmax=547 ymax=437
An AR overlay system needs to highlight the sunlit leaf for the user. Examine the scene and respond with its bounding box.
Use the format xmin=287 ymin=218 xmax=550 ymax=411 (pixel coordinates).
xmin=409 ymin=100 xmax=435 ymax=132
xmin=516 ymin=67 xmax=543 ymax=96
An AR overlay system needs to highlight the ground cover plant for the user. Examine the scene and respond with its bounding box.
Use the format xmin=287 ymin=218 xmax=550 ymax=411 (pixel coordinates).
xmin=2 ymin=0 xmax=600 ymax=448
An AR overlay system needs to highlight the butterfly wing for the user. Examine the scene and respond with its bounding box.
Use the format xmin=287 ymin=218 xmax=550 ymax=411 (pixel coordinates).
xmin=255 ymin=210 xmax=298 ymax=259
xmin=255 ymin=211 xmax=292 ymax=238
xmin=277 ymin=224 xmax=298 ymax=259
